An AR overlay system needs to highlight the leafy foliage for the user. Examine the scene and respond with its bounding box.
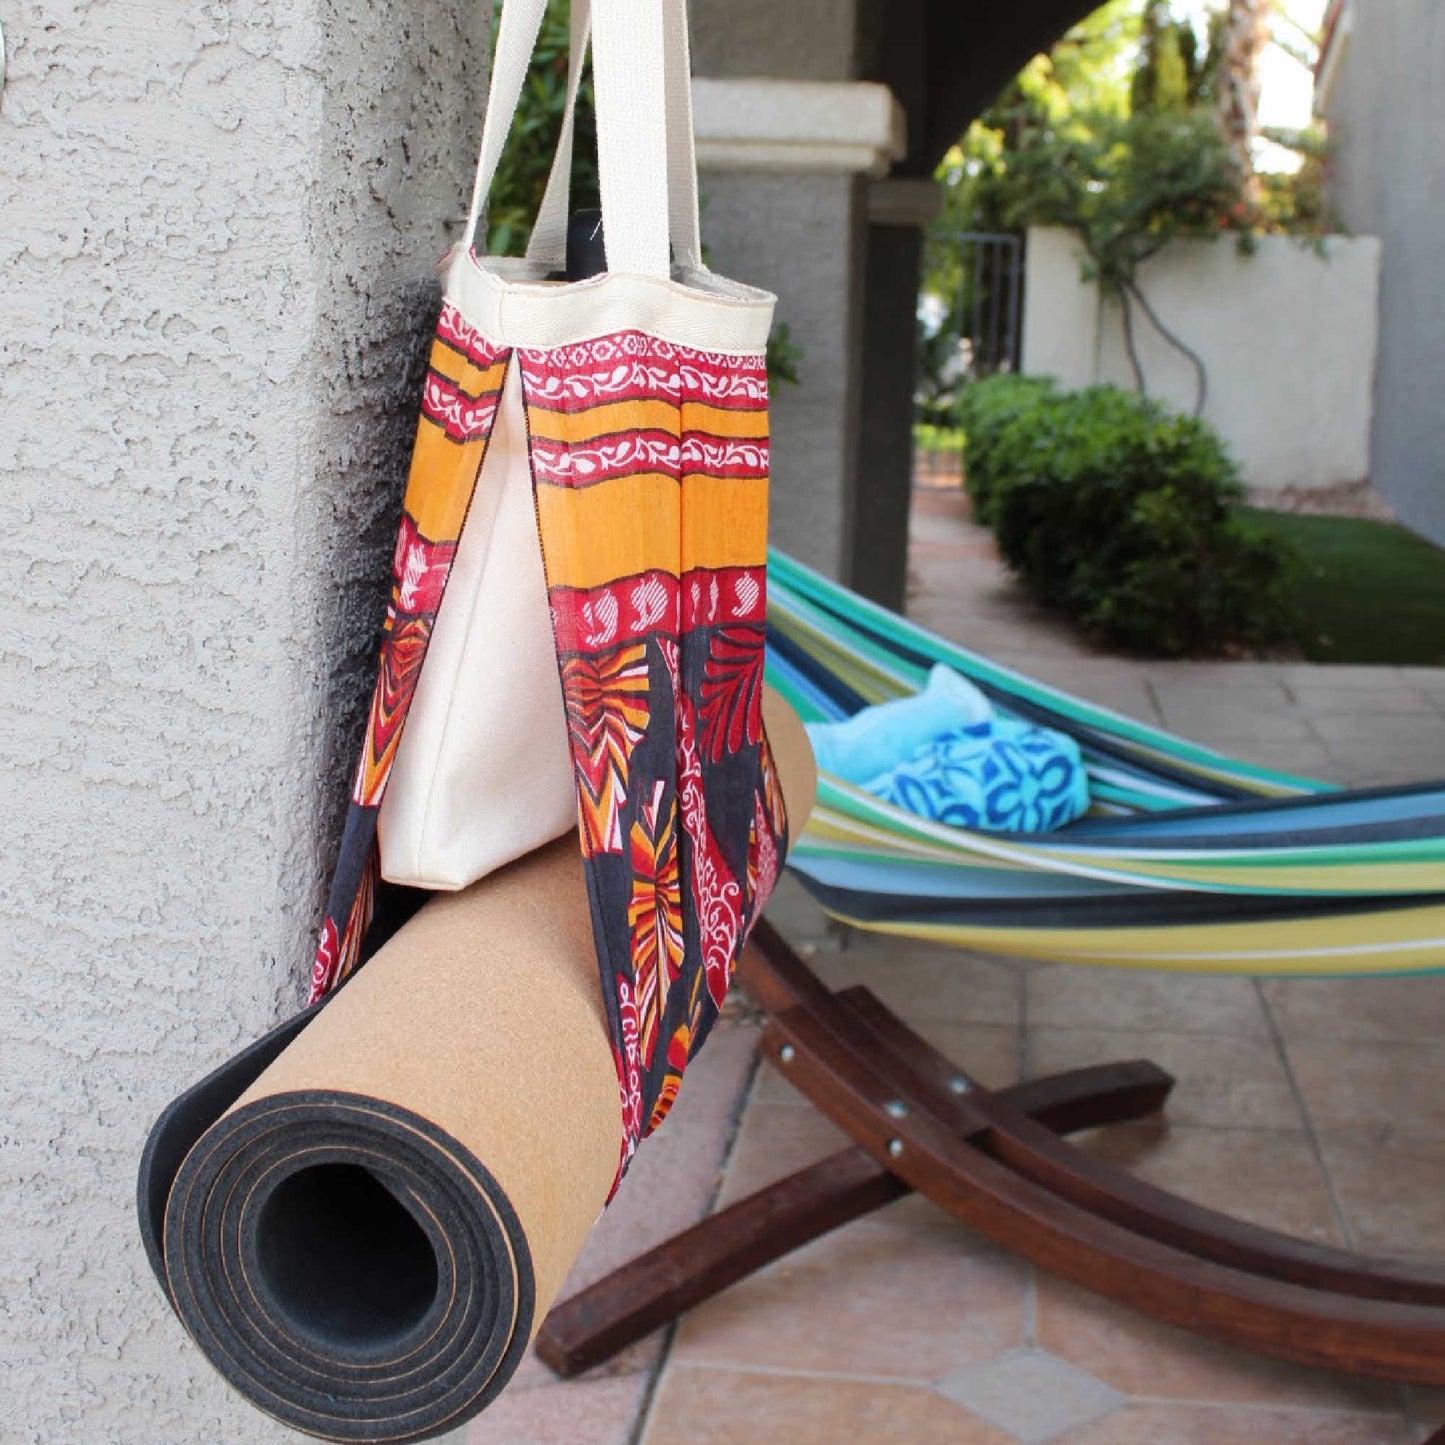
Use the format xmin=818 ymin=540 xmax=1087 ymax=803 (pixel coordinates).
xmin=485 ymin=1 xmax=599 ymax=257
xmin=1131 ymin=0 xmax=1223 ymax=115
xmin=959 ymin=375 xmax=1295 ymax=656
xmin=922 ymin=1 xmax=1335 ymax=410
xmin=954 ymin=374 xmax=1059 ymax=523
xmin=764 ymin=323 xmax=804 ymax=388
xmin=989 ymin=109 xmax=1241 ymax=295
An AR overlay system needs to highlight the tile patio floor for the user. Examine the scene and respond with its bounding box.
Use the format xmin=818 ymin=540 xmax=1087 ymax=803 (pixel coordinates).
xmin=466 ymin=487 xmax=1445 ymax=1445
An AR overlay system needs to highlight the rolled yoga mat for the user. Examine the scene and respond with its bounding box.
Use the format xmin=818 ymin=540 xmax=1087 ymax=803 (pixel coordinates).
xmin=139 ymin=689 xmax=816 ymax=1443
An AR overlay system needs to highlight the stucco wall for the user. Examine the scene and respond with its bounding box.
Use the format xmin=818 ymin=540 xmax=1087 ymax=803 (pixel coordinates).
xmin=1021 ymin=225 xmax=1381 ymax=492
xmin=1323 ymin=1 xmax=1445 ymax=541
xmin=0 ymin=2 xmax=487 ymax=1439
xmin=699 ymin=171 xmax=867 ymax=581
xmin=689 ymin=0 xmax=876 ymax=585
xmin=692 ymin=0 xmax=858 ymax=81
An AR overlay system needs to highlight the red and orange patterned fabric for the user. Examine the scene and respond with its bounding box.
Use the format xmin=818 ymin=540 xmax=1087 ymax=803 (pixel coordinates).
xmin=309 ymin=304 xmax=787 ymax=1178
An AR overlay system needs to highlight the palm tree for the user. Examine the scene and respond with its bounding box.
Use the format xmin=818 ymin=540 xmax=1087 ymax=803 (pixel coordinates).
xmin=1215 ymin=0 xmax=1273 ymax=211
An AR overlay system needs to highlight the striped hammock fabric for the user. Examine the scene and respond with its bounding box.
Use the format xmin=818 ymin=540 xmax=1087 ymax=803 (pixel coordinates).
xmin=765 ymin=549 xmax=1445 ymax=976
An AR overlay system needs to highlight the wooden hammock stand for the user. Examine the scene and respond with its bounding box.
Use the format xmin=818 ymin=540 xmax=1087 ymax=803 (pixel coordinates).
xmin=537 ymin=919 xmax=1445 ymax=1411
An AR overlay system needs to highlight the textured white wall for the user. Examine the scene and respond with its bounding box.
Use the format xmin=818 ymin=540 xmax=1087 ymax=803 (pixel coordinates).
xmin=1022 ymin=226 xmax=1382 ymax=491
xmin=1324 ymin=0 xmax=1445 ymax=542
xmin=0 ymin=2 xmax=488 ymax=1439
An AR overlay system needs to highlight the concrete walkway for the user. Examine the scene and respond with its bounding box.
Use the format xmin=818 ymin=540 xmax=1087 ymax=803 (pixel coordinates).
xmin=907 ymin=486 xmax=1445 ymax=790
xmin=465 ymin=488 xmax=1445 ymax=1445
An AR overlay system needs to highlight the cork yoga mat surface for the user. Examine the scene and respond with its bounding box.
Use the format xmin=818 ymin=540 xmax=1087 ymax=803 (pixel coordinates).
xmin=138 ymin=690 xmax=815 ymax=1442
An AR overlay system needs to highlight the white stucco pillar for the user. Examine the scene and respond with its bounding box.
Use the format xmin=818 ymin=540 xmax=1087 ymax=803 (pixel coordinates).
xmin=0 ymin=3 xmax=488 ymax=1439
xmin=690 ymin=78 xmax=906 ymax=581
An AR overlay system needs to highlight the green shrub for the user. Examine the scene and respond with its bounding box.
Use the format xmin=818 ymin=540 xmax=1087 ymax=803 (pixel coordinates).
xmin=956 ymin=374 xmax=1057 ymax=524
xmin=959 ymin=376 xmax=1295 ymax=656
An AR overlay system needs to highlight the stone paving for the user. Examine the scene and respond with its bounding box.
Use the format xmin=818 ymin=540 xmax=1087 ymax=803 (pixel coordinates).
xmin=464 ymin=486 xmax=1445 ymax=1445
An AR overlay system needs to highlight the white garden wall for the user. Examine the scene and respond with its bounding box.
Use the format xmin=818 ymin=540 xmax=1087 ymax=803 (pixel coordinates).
xmin=0 ymin=2 xmax=487 ymax=1439
xmin=1021 ymin=225 xmax=1382 ymax=492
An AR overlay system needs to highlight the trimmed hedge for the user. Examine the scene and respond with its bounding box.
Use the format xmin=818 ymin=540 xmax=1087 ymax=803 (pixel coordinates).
xmin=957 ymin=377 xmax=1294 ymax=657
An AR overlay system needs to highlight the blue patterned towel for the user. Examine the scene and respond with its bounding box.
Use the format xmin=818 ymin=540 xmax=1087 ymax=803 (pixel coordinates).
xmin=862 ymin=718 xmax=1090 ymax=833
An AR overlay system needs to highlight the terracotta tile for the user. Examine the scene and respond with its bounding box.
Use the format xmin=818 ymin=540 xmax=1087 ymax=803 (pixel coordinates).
xmin=1404 ymin=1383 xmax=1445 ymax=1427
xmin=1051 ymin=1401 xmax=1412 ymax=1444
xmin=939 ymin=1347 xmax=1125 ymax=1442
xmin=1027 ymin=1027 xmax=1303 ymax=1131
xmin=1152 ymin=701 xmax=1313 ymax=746
xmin=1288 ymin=685 xmax=1438 ymax=717
xmin=503 ymin=1020 xmax=761 ymax=1391
xmin=987 ymin=650 xmax=1111 ymax=680
xmin=641 ymin=1366 xmax=1017 ymax=1445
xmin=748 ymin=1054 xmax=813 ymax=1108
xmin=1264 ymin=976 xmax=1445 ymax=1045
xmin=1311 ymin=713 xmax=1445 ymax=747
xmin=810 ymin=940 xmax=1024 ymax=1028
xmin=1145 ymin=661 xmax=1289 ymax=688
xmin=1011 ymin=662 xmax=1153 ymax=692
xmin=1287 ymin=1038 xmax=1445 ymax=1141
xmin=1150 ymin=678 xmax=1292 ymax=712
xmin=1318 ymin=1133 xmax=1445 ymax=1256
xmin=1281 ymin=664 xmax=1411 ymax=690
xmin=711 ymin=1100 xmax=856 ymax=1208
xmin=1025 ymin=964 xmax=1270 ymax=1036
xmin=1328 ymin=768 xmax=1424 ymax=790
xmin=1221 ymin=738 xmax=1341 ymax=781
xmin=1075 ymin=1121 xmax=1346 ymax=1245
xmin=1322 ymin=758 xmax=1444 ymax=790
xmin=467 ymin=1373 xmax=645 ymax=1445
xmin=565 ymin=1019 xmax=759 ymax=1294
xmin=669 ymin=1215 xmax=1027 ymax=1379
xmin=760 ymin=873 xmax=835 ymax=951
xmin=1014 ymin=669 xmax=1160 ymax=723
xmin=1035 ymin=1275 xmax=1399 ymax=1412
xmin=507 ymin=1334 xmax=661 ymax=1396
xmin=1314 ymin=732 xmax=1445 ymax=785
xmin=752 ymin=1021 xmax=1020 ymax=1108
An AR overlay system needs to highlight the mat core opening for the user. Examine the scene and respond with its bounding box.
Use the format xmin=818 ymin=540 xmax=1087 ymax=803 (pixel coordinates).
xmin=255 ymin=1162 xmax=439 ymax=1351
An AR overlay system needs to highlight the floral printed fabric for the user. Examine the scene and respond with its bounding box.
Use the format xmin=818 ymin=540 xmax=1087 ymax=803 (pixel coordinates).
xmin=309 ymin=305 xmax=787 ymax=1186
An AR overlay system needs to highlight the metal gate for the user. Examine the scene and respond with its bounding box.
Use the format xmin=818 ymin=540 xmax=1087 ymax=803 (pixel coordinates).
xmin=915 ymin=231 xmax=1024 ymax=482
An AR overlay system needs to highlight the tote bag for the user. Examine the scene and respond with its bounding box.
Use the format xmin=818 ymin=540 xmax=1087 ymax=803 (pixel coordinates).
xmin=307 ymin=0 xmax=790 ymax=1173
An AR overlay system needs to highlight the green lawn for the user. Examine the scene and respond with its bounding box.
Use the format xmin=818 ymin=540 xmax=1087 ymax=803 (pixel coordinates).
xmin=913 ymin=422 xmax=966 ymax=455
xmin=1237 ymin=508 xmax=1445 ymax=666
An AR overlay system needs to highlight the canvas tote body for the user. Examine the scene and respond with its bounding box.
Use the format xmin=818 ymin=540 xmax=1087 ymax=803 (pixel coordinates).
xmin=310 ymin=0 xmax=791 ymax=1172
xmin=377 ymin=0 xmax=766 ymax=890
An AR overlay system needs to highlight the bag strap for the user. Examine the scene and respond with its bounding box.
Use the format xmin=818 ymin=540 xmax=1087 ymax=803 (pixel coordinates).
xmin=589 ymin=0 xmax=669 ymax=276
xmin=526 ymin=0 xmax=702 ymax=272
xmin=468 ymin=0 xmax=701 ymax=279
xmin=661 ymin=0 xmax=702 ymax=271
xmin=462 ymin=0 xmax=552 ymax=259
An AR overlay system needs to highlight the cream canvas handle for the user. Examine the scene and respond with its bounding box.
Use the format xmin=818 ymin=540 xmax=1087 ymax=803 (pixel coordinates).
xmin=661 ymin=0 xmax=702 ymax=270
xmin=463 ymin=0 xmax=552 ymax=258
xmin=589 ymin=0 xmax=669 ymax=275
xmin=470 ymin=0 xmax=701 ymax=278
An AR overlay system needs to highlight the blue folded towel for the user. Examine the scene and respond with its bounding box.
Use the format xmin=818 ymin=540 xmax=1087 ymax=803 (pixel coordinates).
xmin=805 ymin=665 xmax=992 ymax=782
xmin=805 ymin=664 xmax=1089 ymax=834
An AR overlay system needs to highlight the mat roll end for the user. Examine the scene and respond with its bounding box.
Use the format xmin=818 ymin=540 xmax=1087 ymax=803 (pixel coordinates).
xmin=161 ymin=1088 xmax=535 ymax=1444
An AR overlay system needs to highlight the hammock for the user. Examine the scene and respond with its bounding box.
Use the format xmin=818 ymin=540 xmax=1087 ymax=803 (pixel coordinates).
xmin=765 ymin=548 xmax=1445 ymax=976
